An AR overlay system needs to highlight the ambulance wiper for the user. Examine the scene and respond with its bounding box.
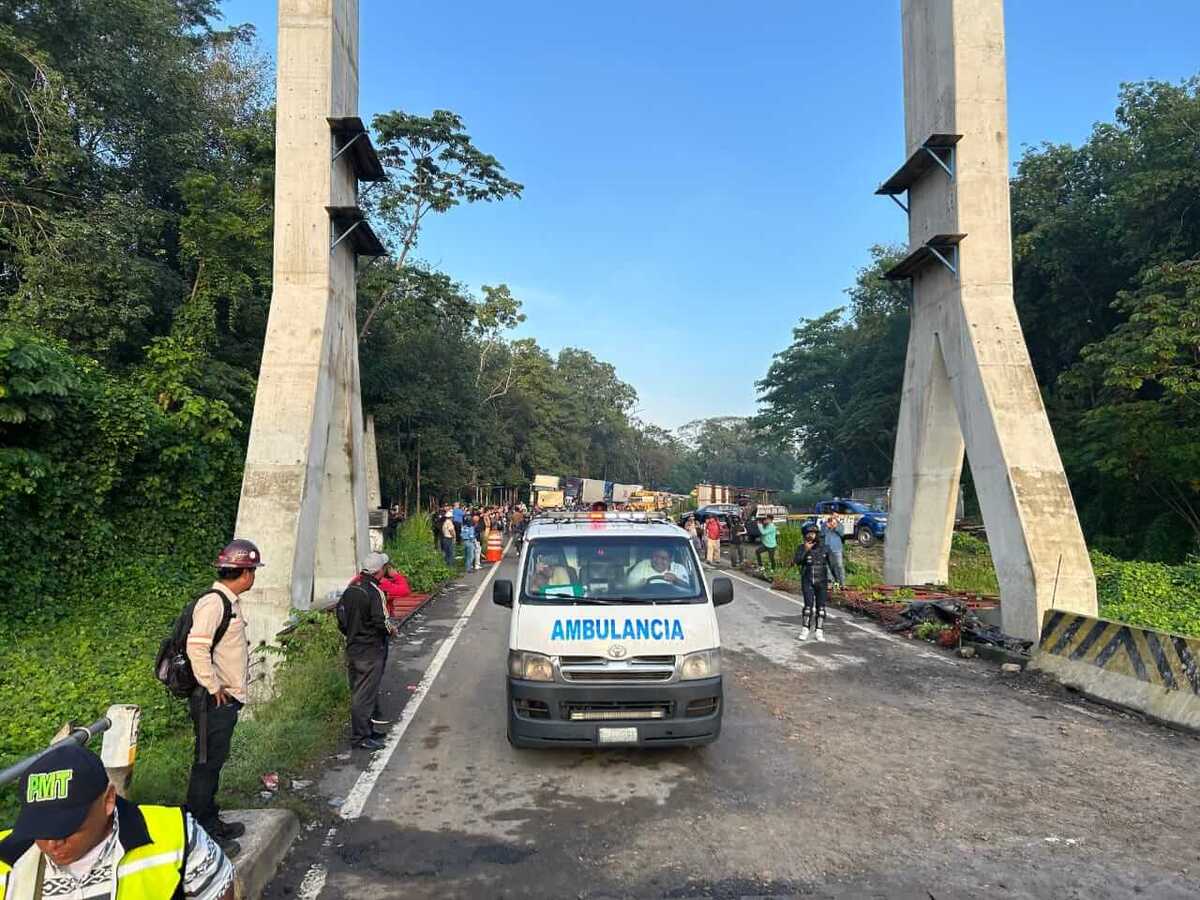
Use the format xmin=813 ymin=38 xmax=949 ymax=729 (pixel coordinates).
xmin=569 ymin=597 xmax=634 ymax=605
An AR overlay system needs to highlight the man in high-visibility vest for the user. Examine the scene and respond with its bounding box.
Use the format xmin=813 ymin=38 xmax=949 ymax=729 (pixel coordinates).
xmin=0 ymin=744 xmax=235 ymax=900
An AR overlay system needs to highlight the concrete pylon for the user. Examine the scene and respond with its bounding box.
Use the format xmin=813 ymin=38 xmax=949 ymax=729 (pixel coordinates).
xmin=880 ymin=0 xmax=1096 ymax=642
xmin=235 ymin=0 xmax=381 ymax=657
xmin=364 ymin=415 xmax=382 ymax=510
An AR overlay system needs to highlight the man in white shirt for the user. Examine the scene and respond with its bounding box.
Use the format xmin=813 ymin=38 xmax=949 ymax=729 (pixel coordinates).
xmin=627 ymin=548 xmax=691 ymax=587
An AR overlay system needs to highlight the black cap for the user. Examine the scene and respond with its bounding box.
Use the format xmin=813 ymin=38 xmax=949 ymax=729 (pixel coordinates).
xmin=10 ymin=744 xmax=109 ymax=842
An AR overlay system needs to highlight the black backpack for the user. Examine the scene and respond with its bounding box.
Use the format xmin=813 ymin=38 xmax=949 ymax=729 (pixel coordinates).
xmin=335 ymin=583 xmax=367 ymax=636
xmin=335 ymin=590 xmax=350 ymax=635
xmin=155 ymin=590 xmax=234 ymax=699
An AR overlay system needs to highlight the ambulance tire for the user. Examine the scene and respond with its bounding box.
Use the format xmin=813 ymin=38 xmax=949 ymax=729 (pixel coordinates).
xmin=856 ymin=525 xmax=875 ymax=547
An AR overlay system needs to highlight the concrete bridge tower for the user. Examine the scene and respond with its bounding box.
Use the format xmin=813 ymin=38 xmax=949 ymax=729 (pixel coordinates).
xmin=235 ymin=0 xmax=386 ymax=658
xmin=878 ymin=0 xmax=1097 ymax=641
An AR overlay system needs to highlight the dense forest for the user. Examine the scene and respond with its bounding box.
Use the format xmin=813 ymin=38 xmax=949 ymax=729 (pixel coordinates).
xmin=0 ymin=2 xmax=797 ymax=598
xmin=758 ymin=77 xmax=1200 ymax=562
xmin=2 ymin=1 xmax=1196 ymax=600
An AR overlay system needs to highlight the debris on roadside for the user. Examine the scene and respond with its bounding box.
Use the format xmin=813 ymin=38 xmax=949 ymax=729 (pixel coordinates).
xmin=832 ymin=587 xmax=1032 ymax=656
xmin=261 ymin=772 xmax=280 ymax=792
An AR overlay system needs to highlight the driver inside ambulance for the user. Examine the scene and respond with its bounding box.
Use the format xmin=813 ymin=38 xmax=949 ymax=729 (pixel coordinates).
xmin=626 ymin=546 xmax=690 ymax=587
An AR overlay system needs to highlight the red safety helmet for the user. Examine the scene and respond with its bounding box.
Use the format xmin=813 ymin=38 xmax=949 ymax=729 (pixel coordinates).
xmin=214 ymin=538 xmax=265 ymax=569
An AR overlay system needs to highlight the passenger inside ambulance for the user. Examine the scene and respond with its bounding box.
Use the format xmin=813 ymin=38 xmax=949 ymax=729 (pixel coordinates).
xmin=528 ymin=547 xmax=577 ymax=594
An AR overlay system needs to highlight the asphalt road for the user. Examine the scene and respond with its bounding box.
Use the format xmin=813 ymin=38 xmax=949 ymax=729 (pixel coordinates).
xmin=268 ymin=550 xmax=1200 ymax=899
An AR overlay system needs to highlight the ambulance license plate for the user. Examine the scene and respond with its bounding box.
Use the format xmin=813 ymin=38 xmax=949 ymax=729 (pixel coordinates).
xmin=598 ymin=727 xmax=638 ymax=744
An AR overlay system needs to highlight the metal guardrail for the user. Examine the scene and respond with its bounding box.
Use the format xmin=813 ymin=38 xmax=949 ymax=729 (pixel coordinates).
xmin=0 ymin=717 xmax=112 ymax=789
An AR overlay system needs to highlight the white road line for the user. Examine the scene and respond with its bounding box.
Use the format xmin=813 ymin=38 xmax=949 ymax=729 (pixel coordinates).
xmin=340 ymin=547 xmax=507 ymax=819
xmin=720 ymin=568 xmax=958 ymax=666
xmin=296 ymin=544 xmax=509 ymax=900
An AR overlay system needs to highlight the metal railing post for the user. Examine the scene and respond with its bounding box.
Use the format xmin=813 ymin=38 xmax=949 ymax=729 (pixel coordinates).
xmin=0 ymin=718 xmax=112 ymax=789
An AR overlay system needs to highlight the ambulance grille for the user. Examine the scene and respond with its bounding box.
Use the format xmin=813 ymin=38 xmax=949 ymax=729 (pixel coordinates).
xmin=559 ymin=656 xmax=677 ymax=683
xmin=563 ymin=701 xmax=673 ymax=721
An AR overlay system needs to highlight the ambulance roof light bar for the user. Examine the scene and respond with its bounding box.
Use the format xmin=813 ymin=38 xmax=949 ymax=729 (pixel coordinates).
xmin=532 ymin=510 xmax=673 ymax=525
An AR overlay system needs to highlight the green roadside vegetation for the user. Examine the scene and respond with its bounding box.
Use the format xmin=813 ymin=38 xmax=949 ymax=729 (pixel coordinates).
xmin=755 ymin=79 xmax=1200 ymax=627
xmin=0 ymin=517 xmax=455 ymax=824
xmin=385 ymin=517 xmax=456 ymax=589
xmin=763 ymin=526 xmax=1200 ymax=638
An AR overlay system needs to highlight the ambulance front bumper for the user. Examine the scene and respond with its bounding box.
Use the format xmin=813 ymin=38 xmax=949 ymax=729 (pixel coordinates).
xmin=507 ymin=676 xmax=722 ymax=747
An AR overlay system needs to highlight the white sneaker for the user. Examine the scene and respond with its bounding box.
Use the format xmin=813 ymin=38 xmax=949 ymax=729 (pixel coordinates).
xmin=799 ymin=627 xmax=810 ymax=641
xmin=815 ymin=628 xmax=826 ymax=642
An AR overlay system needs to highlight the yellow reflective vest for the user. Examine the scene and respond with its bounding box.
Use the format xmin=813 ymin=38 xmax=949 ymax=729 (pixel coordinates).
xmin=0 ymin=800 xmax=186 ymax=900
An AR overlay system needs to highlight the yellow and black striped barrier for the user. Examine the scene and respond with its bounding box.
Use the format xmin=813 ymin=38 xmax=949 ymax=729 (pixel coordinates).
xmin=1031 ymin=610 xmax=1200 ymax=731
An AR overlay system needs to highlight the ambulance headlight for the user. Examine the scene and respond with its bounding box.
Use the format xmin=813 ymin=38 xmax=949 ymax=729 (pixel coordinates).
xmin=508 ymin=651 xmax=554 ymax=682
xmin=679 ymin=649 xmax=720 ymax=681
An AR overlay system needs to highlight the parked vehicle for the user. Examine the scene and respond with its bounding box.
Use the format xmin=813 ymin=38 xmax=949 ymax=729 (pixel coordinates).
xmin=803 ymin=499 xmax=888 ymax=546
xmin=742 ymin=503 xmax=789 ymax=542
xmin=627 ymin=489 xmax=667 ymax=512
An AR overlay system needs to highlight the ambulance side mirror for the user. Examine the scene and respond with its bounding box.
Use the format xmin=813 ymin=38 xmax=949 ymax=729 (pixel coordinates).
xmin=493 ymin=579 xmax=513 ymax=608
xmin=712 ymin=577 xmax=733 ymax=607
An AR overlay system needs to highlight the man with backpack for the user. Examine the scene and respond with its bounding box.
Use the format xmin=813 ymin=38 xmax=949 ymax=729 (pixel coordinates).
xmin=184 ymin=539 xmax=261 ymax=851
xmin=338 ymin=552 xmax=393 ymax=751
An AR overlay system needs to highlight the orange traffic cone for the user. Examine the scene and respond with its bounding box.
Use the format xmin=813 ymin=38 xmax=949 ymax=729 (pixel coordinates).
xmin=486 ymin=529 xmax=503 ymax=563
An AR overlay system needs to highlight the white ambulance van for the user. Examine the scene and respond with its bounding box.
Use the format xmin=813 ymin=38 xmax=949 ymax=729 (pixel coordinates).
xmin=492 ymin=511 xmax=733 ymax=748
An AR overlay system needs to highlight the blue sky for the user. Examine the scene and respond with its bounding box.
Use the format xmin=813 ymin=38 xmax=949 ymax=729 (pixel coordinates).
xmin=220 ymin=1 xmax=1198 ymax=430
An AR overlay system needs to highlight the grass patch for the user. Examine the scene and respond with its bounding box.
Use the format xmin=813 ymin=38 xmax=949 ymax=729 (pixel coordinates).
xmin=0 ymin=557 xmax=204 ymax=822
xmin=386 ymin=517 xmax=457 ymax=590
xmin=947 ymin=532 xmax=1000 ymax=595
xmin=776 ymin=525 xmax=805 ymax=568
xmin=1093 ymin=552 xmax=1200 ymax=637
xmin=844 ymin=555 xmax=882 ymax=589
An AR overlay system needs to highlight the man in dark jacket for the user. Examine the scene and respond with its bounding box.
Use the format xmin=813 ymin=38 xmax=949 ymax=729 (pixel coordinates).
xmin=728 ymin=515 xmax=747 ymax=567
xmin=341 ymin=552 xmax=393 ymax=750
xmin=793 ymin=528 xmax=834 ymax=642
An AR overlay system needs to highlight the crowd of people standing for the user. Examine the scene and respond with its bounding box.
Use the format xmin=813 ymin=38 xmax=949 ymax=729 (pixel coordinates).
xmin=430 ymin=501 xmax=526 ymax=569
xmin=687 ymin=508 xmax=848 ymax=645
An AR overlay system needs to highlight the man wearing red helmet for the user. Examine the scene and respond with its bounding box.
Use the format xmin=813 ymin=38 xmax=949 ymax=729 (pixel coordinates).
xmin=183 ymin=538 xmax=262 ymax=851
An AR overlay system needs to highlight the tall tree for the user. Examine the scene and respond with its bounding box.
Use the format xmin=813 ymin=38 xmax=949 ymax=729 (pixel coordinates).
xmin=756 ymin=246 xmax=907 ymax=492
xmin=359 ymin=110 xmax=523 ymax=338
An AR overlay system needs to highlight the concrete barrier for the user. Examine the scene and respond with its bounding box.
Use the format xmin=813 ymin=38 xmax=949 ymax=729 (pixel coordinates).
xmin=225 ymin=809 xmax=300 ymax=900
xmin=1031 ymin=610 xmax=1200 ymax=731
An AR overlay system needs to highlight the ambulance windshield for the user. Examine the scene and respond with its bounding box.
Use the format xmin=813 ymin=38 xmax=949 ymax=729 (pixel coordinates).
xmin=521 ymin=536 xmax=704 ymax=604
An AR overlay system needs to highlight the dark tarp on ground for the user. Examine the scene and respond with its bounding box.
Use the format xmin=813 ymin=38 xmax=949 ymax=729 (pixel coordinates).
xmin=888 ymin=599 xmax=1032 ymax=653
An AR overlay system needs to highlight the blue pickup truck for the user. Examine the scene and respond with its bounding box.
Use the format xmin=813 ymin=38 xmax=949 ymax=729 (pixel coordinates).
xmin=803 ymin=499 xmax=888 ymax=546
